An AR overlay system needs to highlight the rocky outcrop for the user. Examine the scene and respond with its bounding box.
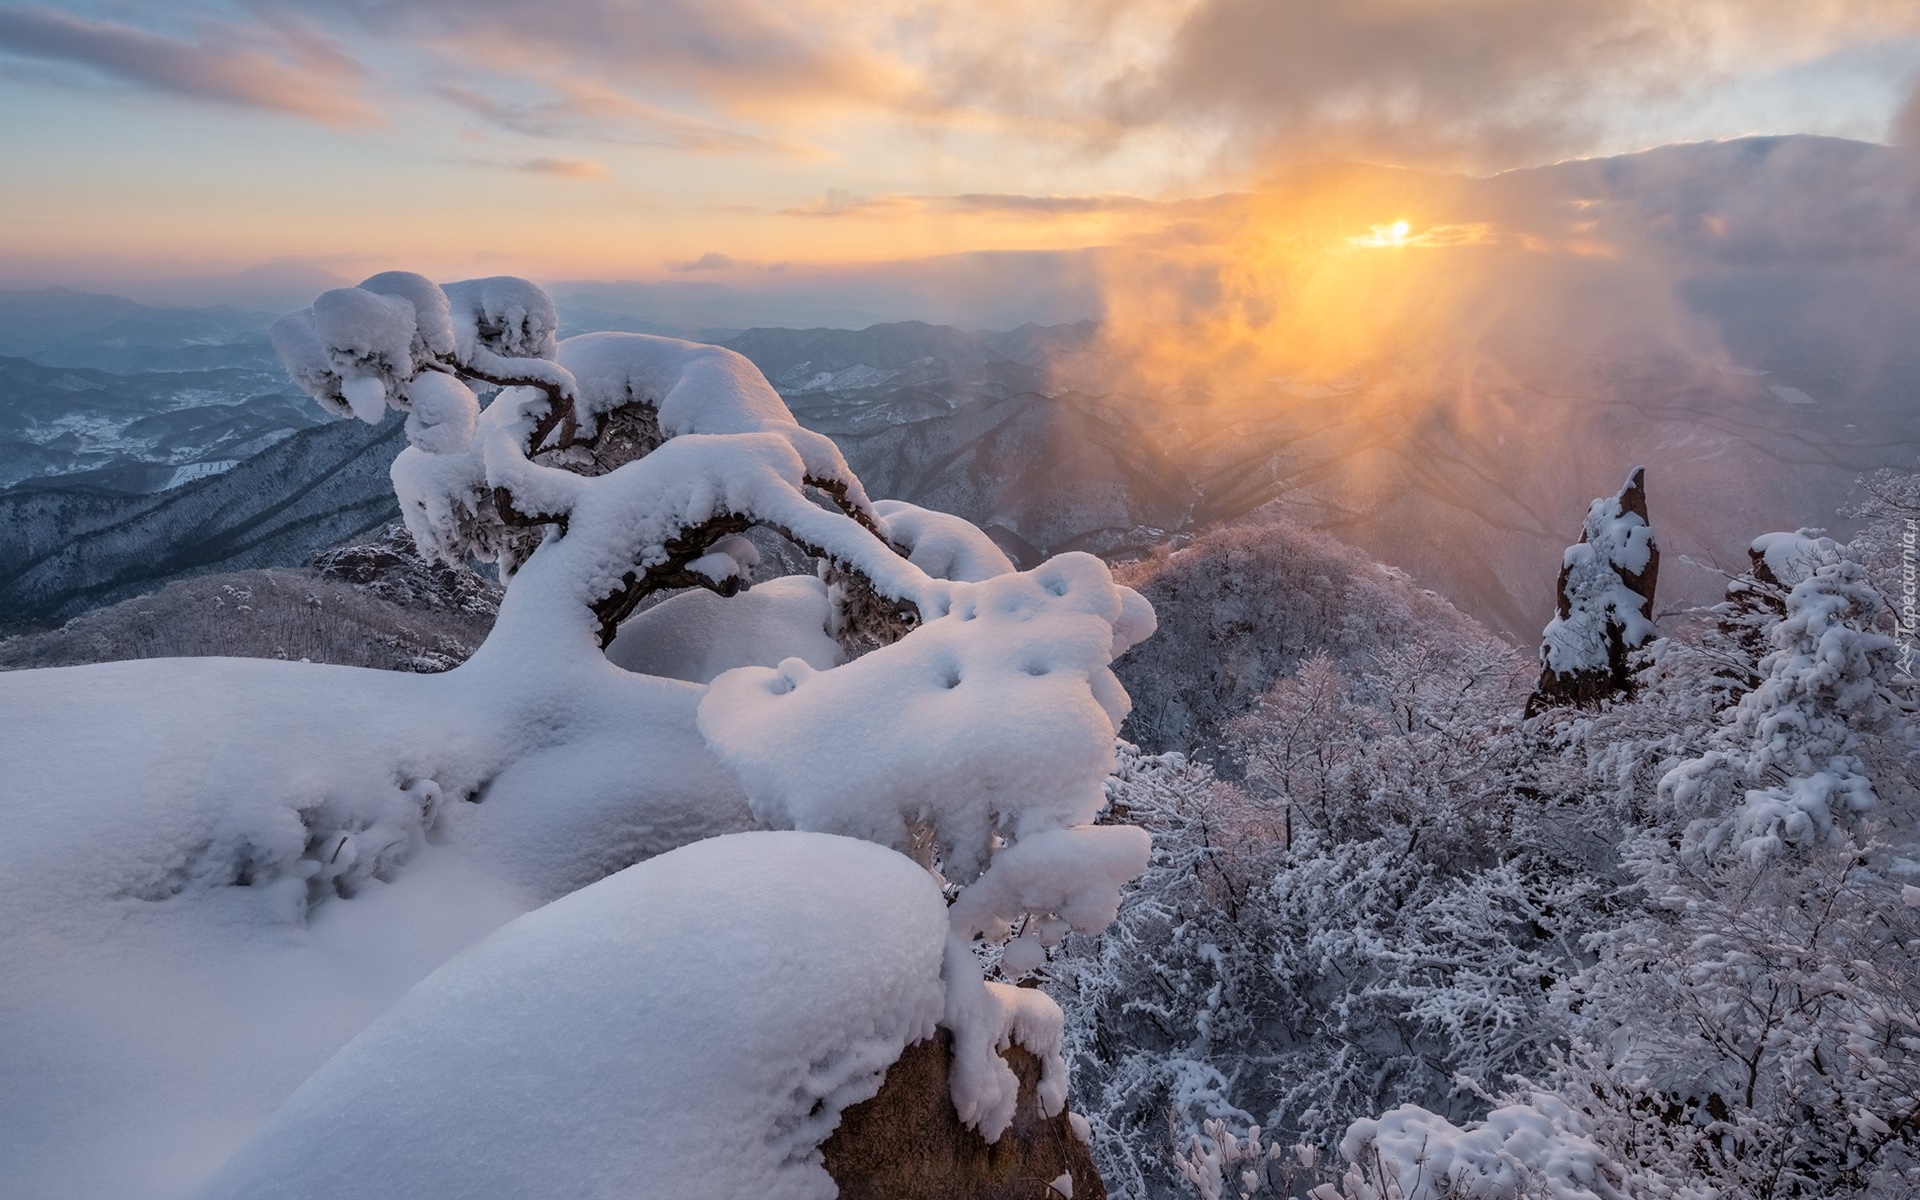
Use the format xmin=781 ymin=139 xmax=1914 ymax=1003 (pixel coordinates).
xmin=310 ymin=521 xmax=501 ymax=616
xmin=823 ymin=1030 xmax=1105 ymax=1200
xmin=1526 ymin=467 xmax=1659 ymax=714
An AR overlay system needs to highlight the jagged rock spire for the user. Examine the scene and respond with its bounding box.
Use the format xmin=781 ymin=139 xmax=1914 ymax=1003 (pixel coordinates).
xmin=1526 ymin=467 xmax=1659 ymax=714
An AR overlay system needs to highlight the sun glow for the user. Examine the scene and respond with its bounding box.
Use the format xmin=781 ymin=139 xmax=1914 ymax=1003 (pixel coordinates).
xmin=1351 ymin=219 xmax=1413 ymax=247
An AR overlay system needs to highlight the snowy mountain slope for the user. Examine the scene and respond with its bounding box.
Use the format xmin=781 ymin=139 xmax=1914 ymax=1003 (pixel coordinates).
xmin=1110 ymin=513 xmax=1498 ymax=756
xmin=0 ymin=288 xmax=281 ymax=371
xmin=0 ymin=291 xmax=722 ymax=495
xmin=8 ymin=139 xmax=1920 ymax=640
xmin=727 ymin=320 xmax=1015 ymax=388
xmin=0 ymin=415 xmax=404 ymax=626
xmin=0 ymin=355 xmax=321 ymax=492
xmin=798 ymin=385 xmax=1195 ymax=564
xmin=1143 ymin=354 xmax=1918 ymax=640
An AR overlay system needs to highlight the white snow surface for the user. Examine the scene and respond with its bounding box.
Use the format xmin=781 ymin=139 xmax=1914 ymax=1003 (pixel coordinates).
xmin=0 ymin=647 xmax=749 ymax=1199
xmin=273 ymin=273 xmax=571 ymax=431
xmin=201 ymin=832 xmax=950 ymax=1200
xmin=401 ymin=370 xmax=480 ymax=455
xmin=1671 ymin=560 xmax=1895 ymax=861
xmin=607 ymin=574 xmax=843 ymax=683
xmin=699 ymin=551 xmax=1152 ymax=884
xmin=875 ymin=498 xmax=1017 ymax=582
xmin=442 ymin=275 xmax=559 ymax=361
xmin=2 ymin=273 xmax=1163 ymax=1195
xmin=1750 ymin=529 xmax=1840 ymax=586
xmin=1340 ymin=1097 xmax=1627 ymax=1200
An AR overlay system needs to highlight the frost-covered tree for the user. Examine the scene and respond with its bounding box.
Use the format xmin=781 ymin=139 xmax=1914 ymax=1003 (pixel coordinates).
xmin=1528 ymin=468 xmax=1659 ymax=715
xmin=1048 ymin=614 xmax=1608 ymax=1198
xmin=1549 ymin=540 xmax=1918 ymax=1197
xmin=0 ymin=272 xmax=1158 ymax=1198
xmin=1051 ymin=477 xmax=1920 ymax=1200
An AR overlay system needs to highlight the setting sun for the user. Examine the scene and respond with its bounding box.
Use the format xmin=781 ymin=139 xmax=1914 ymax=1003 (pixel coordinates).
xmin=1350 ymin=219 xmax=1416 ymax=248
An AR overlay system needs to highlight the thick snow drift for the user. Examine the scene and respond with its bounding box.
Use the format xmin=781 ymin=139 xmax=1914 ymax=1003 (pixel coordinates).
xmin=700 ymin=550 xmax=1155 ymax=1137
xmin=606 ymin=574 xmax=842 ymax=682
xmin=200 ymin=832 xmax=949 ymax=1200
xmin=0 ymin=650 xmax=748 ymax=1200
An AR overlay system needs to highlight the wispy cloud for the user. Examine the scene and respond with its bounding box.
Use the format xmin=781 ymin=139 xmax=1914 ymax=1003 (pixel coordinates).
xmin=779 ymin=189 xmax=1229 ymax=221
xmin=780 ymin=189 xmax=924 ymax=219
xmin=516 ymin=156 xmax=606 ymax=179
xmin=900 ymin=0 xmax=1920 ymax=171
xmin=0 ymin=6 xmax=373 ymax=123
xmin=303 ymin=0 xmax=906 ymax=110
xmin=669 ymin=251 xmax=739 ymax=272
xmin=434 ymin=80 xmax=802 ymax=154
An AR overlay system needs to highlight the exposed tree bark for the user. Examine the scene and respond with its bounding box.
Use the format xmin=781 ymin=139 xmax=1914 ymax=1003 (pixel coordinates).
xmin=822 ymin=1031 xmax=1105 ymax=1200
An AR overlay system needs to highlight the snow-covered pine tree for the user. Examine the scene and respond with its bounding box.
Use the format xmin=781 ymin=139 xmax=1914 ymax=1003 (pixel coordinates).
xmin=0 ymin=271 xmax=1165 ymax=1198
xmin=1527 ymin=468 xmax=1659 ymax=715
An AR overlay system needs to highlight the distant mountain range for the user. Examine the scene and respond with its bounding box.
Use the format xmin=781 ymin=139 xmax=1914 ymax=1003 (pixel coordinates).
xmin=6 ymin=309 xmax=1910 ymax=643
xmin=0 ymin=417 xmax=404 ymax=629
xmin=5 ymin=137 xmax=1919 ymax=640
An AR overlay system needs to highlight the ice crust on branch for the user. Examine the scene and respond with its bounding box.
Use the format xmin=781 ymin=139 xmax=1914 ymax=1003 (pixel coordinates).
xmin=1529 ymin=467 xmax=1659 ymax=712
xmin=201 ymin=833 xmax=950 ymax=1200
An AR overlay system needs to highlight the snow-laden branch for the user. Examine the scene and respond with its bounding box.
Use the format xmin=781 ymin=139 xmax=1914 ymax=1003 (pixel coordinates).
xmin=272 ymin=273 xmax=911 ymax=644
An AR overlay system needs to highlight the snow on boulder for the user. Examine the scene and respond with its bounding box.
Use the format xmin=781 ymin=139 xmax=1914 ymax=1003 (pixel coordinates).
xmin=1528 ymin=467 xmax=1659 ymax=713
xmin=200 ymin=832 xmax=950 ymax=1200
xmin=1747 ymin=529 xmax=1841 ymax=589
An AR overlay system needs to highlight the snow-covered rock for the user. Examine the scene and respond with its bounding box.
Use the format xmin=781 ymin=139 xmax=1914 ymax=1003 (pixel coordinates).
xmin=200 ymin=832 xmax=950 ymax=1200
xmin=1529 ymin=467 xmax=1659 ymax=713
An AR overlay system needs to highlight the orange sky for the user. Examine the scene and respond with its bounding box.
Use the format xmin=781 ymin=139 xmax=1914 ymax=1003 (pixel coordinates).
xmin=2 ymin=1 xmax=1920 ymax=285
